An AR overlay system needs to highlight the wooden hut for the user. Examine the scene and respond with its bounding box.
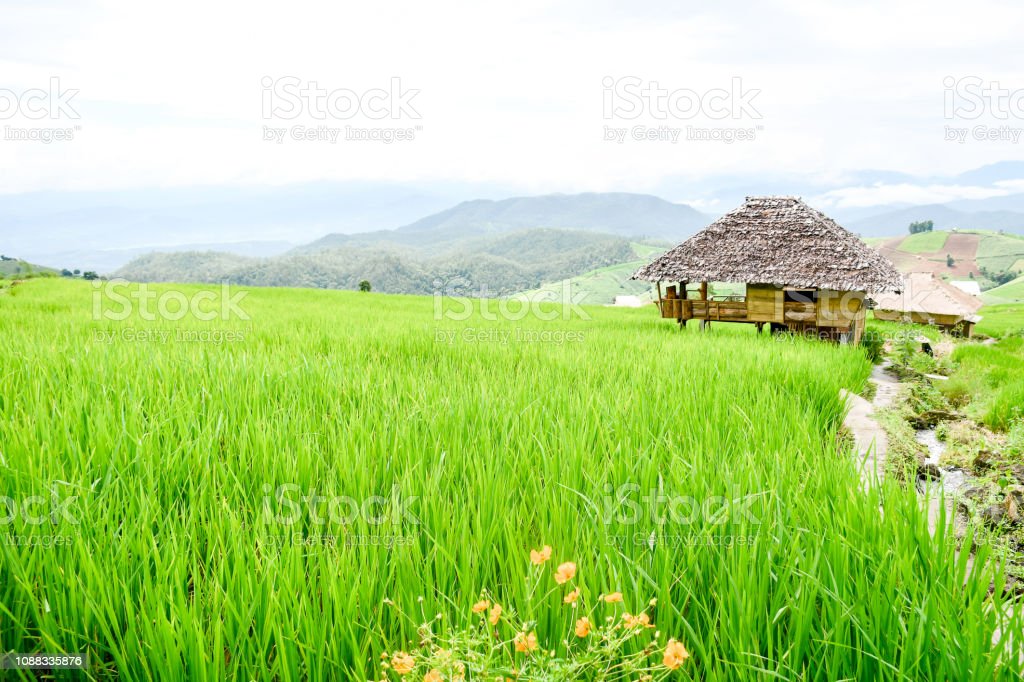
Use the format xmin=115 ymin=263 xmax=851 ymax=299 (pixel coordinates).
xmin=632 ymin=196 xmax=903 ymax=344
xmin=873 ymin=272 xmax=983 ymax=337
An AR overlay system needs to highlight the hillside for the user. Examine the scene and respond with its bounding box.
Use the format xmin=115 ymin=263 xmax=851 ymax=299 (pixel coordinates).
xmin=116 ymin=228 xmax=643 ymax=296
xmin=518 ymin=256 xmax=656 ymax=306
xmin=982 ymin=274 xmax=1024 ymax=305
xmin=0 ymin=257 xmax=56 ymax=278
xmin=867 ymin=229 xmax=1024 ymax=286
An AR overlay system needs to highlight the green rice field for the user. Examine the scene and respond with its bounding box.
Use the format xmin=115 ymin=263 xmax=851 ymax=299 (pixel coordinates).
xmin=1 ymin=278 xmax=1021 ymax=680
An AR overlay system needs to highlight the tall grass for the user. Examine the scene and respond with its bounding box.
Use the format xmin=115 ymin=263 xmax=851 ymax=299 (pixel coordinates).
xmin=946 ymin=336 xmax=1024 ymax=430
xmin=0 ymin=278 xmax=1020 ymax=680
xmin=977 ymin=304 xmax=1024 ymax=338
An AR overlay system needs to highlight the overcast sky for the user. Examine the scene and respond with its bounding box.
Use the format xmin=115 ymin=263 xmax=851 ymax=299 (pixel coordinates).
xmin=2 ymin=0 xmax=1024 ymax=208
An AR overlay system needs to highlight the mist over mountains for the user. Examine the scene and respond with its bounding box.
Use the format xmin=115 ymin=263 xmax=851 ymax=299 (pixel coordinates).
xmin=7 ymin=162 xmax=1024 ymax=282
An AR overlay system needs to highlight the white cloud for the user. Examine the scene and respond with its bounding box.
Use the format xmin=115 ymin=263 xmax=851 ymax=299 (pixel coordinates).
xmin=812 ymin=182 xmax=1017 ymax=209
xmin=0 ymin=0 xmax=1022 ymax=198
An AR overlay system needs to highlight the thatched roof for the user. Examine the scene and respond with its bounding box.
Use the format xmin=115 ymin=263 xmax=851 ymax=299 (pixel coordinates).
xmin=874 ymin=272 xmax=984 ymax=322
xmin=633 ymin=196 xmax=903 ymax=293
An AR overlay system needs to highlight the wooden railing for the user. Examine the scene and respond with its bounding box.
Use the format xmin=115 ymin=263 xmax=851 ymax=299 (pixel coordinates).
xmin=659 ymin=296 xmax=749 ymax=321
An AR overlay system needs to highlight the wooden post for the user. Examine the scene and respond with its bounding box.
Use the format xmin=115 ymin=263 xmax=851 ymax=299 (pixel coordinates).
xmin=678 ymin=282 xmax=687 ymax=330
xmin=700 ymin=282 xmax=709 ymax=331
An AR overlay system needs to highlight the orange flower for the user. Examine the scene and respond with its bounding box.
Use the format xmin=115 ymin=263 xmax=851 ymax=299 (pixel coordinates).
xmin=554 ymin=561 xmax=577 ymax=584
xmin=424 ymin=670 xmax=442 ymax=682
xmin=391 ymin=651 xmax=415 ymax=675
xmin=623 ymin=612 xmax=654 ymax=629
xmin=472 ymin=599 xmax=490 ymax=614
xmin=663 ymin=639 xmax=690 ymax=669
xmin=603 ymin=592 xmax=623 ymax=603
xmin=488 ymin=604 xmax=502 ymax=625
xmin=563 ymin=588 xmax=580 ymax=604
xmin=530 ymin=545 xmax=552 ymax=565
xmin=574 ymin=616 xmax=591 ymax=638
xmin=514 ymin=631 xmax=539 ymax=653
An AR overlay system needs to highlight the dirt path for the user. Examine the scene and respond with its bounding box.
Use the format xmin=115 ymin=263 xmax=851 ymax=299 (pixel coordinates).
xmin=841 ymin=362 xmax=899 ymax=490
xmin=843 ymin=363 xmax=964 ymax=535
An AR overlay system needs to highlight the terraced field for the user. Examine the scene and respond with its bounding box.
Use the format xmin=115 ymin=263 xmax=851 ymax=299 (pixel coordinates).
xmin=0 ymin=278 xmax=1021 ymax=680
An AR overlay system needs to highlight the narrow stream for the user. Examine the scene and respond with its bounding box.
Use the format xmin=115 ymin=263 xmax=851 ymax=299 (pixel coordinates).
xmin=914 ymin=428 xmax=969 ymax=537
xmin=914 ymin=428 xmax=968 ymax=493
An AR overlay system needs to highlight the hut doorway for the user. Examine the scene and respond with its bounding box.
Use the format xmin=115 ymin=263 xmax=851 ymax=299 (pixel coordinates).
xmin=783 ymin=289 xmax=817 ymax=304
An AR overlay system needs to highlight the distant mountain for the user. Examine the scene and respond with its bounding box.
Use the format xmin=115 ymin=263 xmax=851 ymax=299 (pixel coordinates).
xmin=296 ymin=193 xmax=707 ymax=255
xmin=951 ymin=161 xmax=1024 ymax=186
xmin=2 ymin=181 xmax=503 ymax=273
xmin=14 ymin=161 xmax=1024 ymax=273
xmin=37 ymin=240 xmax=295 ymax=275
xmin=945 ymin=192 xmax=1024 ymax=214
xmin=848 ymin=205 xmax=1024 ymax=236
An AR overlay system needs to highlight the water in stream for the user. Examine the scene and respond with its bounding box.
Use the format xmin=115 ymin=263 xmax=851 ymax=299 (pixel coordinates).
xmin=914 ymin=428 xmax=970 ymax=536
xmin=914 ymin=428 xmax=968 ymax=493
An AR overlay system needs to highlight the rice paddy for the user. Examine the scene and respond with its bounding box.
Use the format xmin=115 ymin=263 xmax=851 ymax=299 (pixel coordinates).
xmin=1 ymin=277 xmax=1021 ymax=680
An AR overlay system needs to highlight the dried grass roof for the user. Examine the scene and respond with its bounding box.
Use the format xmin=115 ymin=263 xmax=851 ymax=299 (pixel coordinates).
xmin=633 ymin=196 xmax=903 ymax=293
xmin=873 ymin=272 xmax=984 ymax=322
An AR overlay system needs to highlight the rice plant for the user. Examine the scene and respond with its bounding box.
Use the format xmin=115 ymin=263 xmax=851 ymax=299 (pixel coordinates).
xmin=0 ymin=278 xmax=1020 ymax=680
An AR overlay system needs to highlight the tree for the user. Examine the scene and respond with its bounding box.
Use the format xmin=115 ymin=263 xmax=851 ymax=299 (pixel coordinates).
xmin=82 ymin=271 xmax=99 ymax=280
xmin=946 ymin=254 xmax=955 ymax=267
xmin=60 ymin=269 xmax=73 ymax=277
xmin=359 ymin=280 xmax=371 ymax=292
xmin=909 ymin=220 xmax=934 ymax=234
xmin=73 ymin=269 xmax=80 ymax=276
xmin=980 ymin=266 xmax=1016 ymax=285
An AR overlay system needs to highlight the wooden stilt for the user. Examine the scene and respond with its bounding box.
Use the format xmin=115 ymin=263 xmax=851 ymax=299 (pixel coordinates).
xmin=679 ymin=282 xmax=687 ymax=330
